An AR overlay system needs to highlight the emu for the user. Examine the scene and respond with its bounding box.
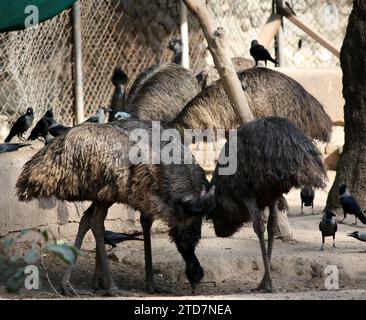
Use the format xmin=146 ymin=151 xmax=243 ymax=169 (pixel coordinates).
xmin=109 ymin=68 xmax=128 ymax=122
xmin=16 ymin=120 xmax=210 ymax=295
xmin=121 ymin=63 xmax=201 ymax=122
xmin=199 ymin=117 xmax=326 ymax=292
xmin=171 ymin=68 xmax=332 ymax=143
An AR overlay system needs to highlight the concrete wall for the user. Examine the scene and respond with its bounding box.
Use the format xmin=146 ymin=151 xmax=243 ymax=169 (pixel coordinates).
xmin=0 ymin=148 xmax=153 ymax=242
xmin=279 ymin=67 xmax=344 ymax=125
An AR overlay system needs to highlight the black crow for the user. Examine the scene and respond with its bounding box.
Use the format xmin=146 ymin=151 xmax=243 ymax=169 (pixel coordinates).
xmin=27 ymin=109 xmax=53 ymax=141
xmin=168 ymin=37 xmax=182 ymax=65
xmin=319 ymin=209 xmax=337 ymax=250
xmin=300 ymin=186 xmax=315 ymax=214
xmin=104 ymin=230 xmax=143 ymax=248
xmin=339 ymin=184 xmax=366 ymax=225
xmin=250 ymin=40 xmax=278 ymax=67
xmin=5 ymin=107 xmax=34 ymax=142
xmin=46 ymin=118 xmax=70 ymax=137
xmin=85 ymin=107 xmax=110 ymax=124
xmin=348 ymin=231 xmax=366 ymax=242
xmin=0 ymin=143 xmax=30 ymax=154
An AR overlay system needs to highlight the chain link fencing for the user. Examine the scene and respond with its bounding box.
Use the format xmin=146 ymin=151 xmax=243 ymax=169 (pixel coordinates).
xmin=0 ymin=0 xmax=352 ymax=129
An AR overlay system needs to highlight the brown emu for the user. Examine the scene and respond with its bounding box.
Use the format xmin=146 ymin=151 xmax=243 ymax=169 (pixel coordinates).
xmin=109 ymin=68 xmax=128 ymax=121
xmin=199 ymin=117 xmax=326 ymax=292
xmin=171 ymin=68 xmax=332 ymax=142
xmin=122 ymin=63 xmax=201 ymax=122
xmin=16 ymin=120 xmax=210 ymax=294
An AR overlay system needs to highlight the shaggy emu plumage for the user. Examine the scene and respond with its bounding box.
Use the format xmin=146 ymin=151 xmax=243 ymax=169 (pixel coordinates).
xmin=171 ymin=68 xmax=332 ymax=142
xmin=197 ymin=57 xmax=254 ymax=89
xmin=122 ymin=63 xmax=201 ymax=122
xmin=200 ymin=117 xmax=326 ymax=292
xmin=16 ymin=120 xmax=209 ymax=294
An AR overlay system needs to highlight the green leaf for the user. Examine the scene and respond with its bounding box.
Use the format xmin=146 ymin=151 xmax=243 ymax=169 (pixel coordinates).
xmin=45 ymin=244 xmax=79 ymax=265
xmin=23 ymin=249 xmax=39 ymax=265
xmin=6 ymin=267 xmax=25 ymax=293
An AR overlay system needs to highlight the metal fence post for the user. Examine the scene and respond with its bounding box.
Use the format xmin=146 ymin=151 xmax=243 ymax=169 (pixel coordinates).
xmin=72 ymin=1 xmax=84 ymax=124
xmin=180 ymin=1 xmax=190 ymax=69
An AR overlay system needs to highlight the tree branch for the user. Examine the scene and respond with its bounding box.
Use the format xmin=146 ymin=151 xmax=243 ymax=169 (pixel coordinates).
xmin=182 ymin=0 xmax=254 ymax=124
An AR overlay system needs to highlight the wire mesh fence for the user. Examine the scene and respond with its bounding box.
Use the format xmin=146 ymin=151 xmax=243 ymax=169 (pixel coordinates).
xmin=0 ymin=0 xmax=352 ymax=130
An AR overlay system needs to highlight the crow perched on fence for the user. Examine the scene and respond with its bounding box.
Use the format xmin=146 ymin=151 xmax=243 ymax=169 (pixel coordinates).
xmin=339 ymin=184 xmax=366 ymax=225
xmin=300 ymin=186 xmax=315 ymax=214
xmin=250 ymin=40 xmax=278 ymax=67
xmin=319 ymin=209 xmax=337 ymax=250
xmin=104 ymin=230 xmax=143 ymax=248
xmin=5 ymin=107 xmax=34 ymax=142
xmin=348 ymin=231 xmax=366 ymax=242
xmin=0 ymin=143 xmax=30 ymax=154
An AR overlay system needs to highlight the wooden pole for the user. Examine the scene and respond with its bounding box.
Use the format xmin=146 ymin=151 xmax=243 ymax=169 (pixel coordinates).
xmin=182 ymin=0 xmax=253 ymax=124
xmin=258 ymin=13 xmax=282 ymax=48
xmin=72 ymin=1 xmax=85 ymax=124
xmin=180 ymin=1 xmax=190 ymax=69
xmin=275 ymin=0 xmax=284 ymax=66
xmin=280 ymin=7 xmax=340 ymax=58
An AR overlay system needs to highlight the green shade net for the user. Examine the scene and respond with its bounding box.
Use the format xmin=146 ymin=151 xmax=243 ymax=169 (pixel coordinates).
xmin=0 ymin=0 xmax=77 ymax=32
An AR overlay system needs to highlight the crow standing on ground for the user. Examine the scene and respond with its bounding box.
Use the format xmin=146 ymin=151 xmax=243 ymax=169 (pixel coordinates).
xmin=85 ymin=107 xmax=110 ymax=124
xmin=104 ymin=230 xmax=143 ymax=248
xmin=348 ymin=231 xmax=366 ymax=243
xmin=339 ymin=184 xmax=366 ymax=225
xmin=0 ymin=143 xmax=30 ymax=154
xmin=5 ymin=107 xmax=34 ymax=142
xmin=300 ymin=186 xmax=315 ymax=214
xmin=319 ymin=209 xmax=337 ymax=250
xmin=27 ymin=109 xmax=53 ymax=141
xmin=250 ymin=40 xmax=278 ymax=67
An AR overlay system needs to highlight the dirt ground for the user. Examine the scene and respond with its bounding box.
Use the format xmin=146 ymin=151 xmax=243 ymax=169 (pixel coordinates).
xmin=1 ymin=170 xmax=366 ymax=300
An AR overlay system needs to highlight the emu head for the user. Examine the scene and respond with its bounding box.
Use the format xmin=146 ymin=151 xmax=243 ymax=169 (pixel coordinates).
xmin=250 ymin=39 xmax=258 ymax=48
xmin=174 ymin=185 xmax=216 ymax=218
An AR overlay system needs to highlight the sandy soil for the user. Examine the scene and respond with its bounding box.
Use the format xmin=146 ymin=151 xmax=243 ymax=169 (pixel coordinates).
xmin=1 ymin=171 xmax=366 ymax=300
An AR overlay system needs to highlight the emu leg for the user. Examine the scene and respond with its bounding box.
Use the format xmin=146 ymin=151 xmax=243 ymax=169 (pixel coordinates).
xmin=140 ymin=214 xmax=155 ymax=294
xmin=267 ymin=203 xmax=278 ymax=262
xmin=90 ymin=202 xmax=117 ymax=294
xmin=354 ymin=216 xmax=358 ymax=225
xmin=321 ymin=234 xmax=325 ymax=250
xmin=61 ymin=203 xmax=95 ymax=295
xmin=246 ymin=199 xmax=274 ymax=292
xmin=301 ymin=202 xmax=303 ymax=214
xmin=333 ymin=234 xmax=336 ymax=248
xmin=312 ymin=202 xmax=314 ymax=215
xmin=258 ymin=203 xmax=278 ymax=290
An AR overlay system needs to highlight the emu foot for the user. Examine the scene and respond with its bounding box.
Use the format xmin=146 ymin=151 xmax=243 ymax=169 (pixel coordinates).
xmin=146 ymin=282 xmax=172 ymax=294
xmin=61 ymin=282 xmax=78 ymax=296
xmin=251 ymin=276 xmax=276 ymax=293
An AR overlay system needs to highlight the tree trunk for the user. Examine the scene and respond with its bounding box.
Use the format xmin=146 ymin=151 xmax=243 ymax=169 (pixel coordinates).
xmin=326 ymin=0 xmax=366 ymax=212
